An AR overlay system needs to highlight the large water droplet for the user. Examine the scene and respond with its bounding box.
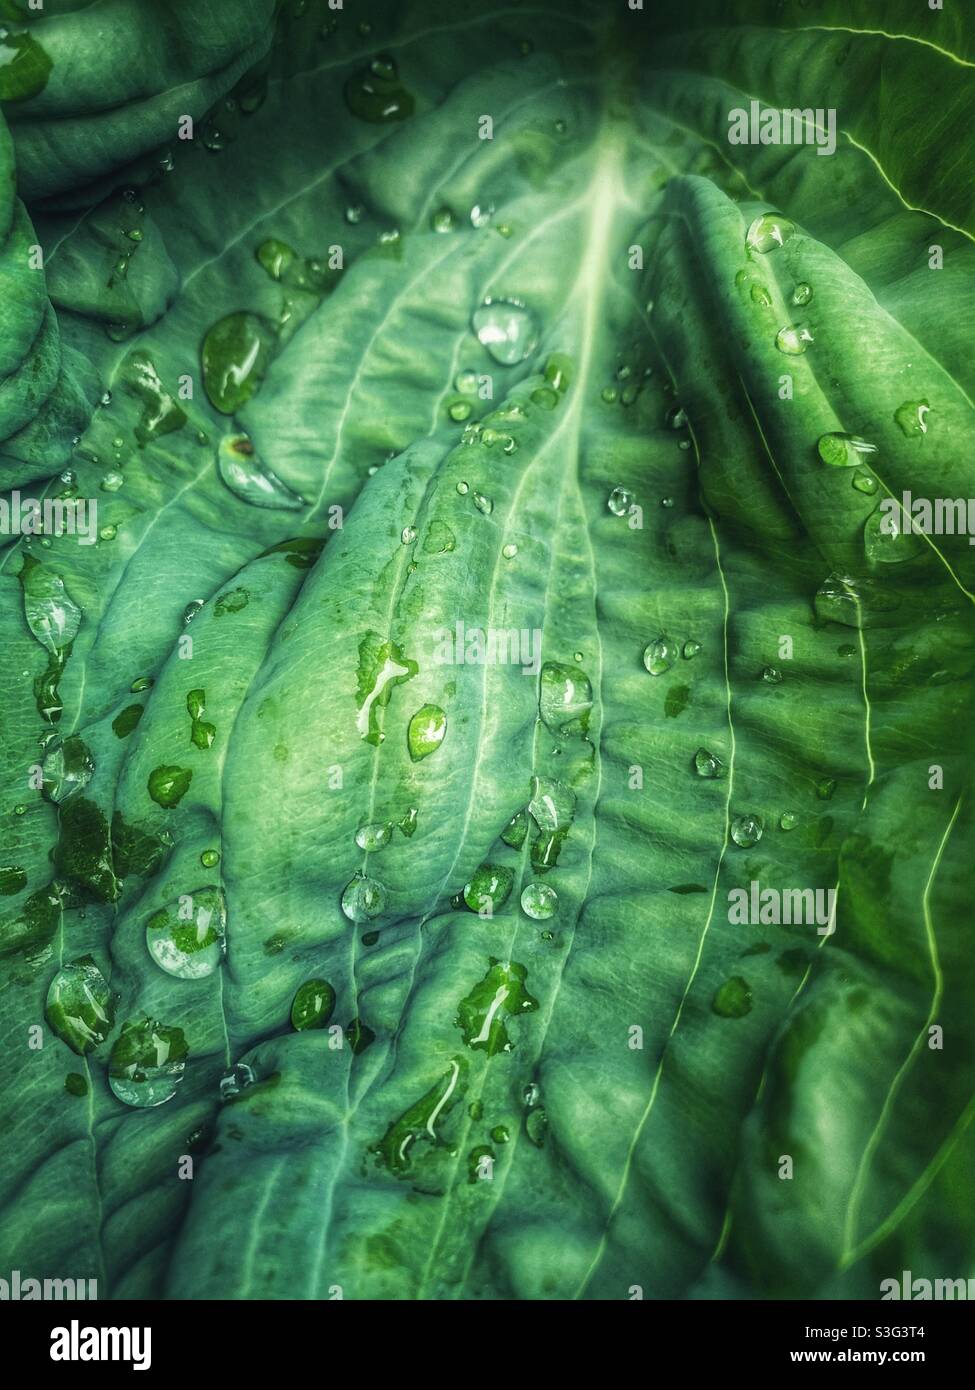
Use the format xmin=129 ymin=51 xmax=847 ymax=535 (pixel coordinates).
xmin=201 ymin=312 xmax=276 ymax=414
xmin=775 ymin=324 xmax=813 ymax=355
xmin=108 ymin=1019 xmax=187 ymax=1107
xmin=694 ymin=748 xmax=726 ymax=779
xmin=539 ymin=661 xmax=592 ymax=735
xmin=745 ymin=213 xmax=795 ymax=253
xmin=217 ymin=433 xmax=305 ymax=510
xmin=817 ymin=432 xmax=877 ymax=467
xmin=520 ymin=882 xmax=557 ymax=920
xmin=145 ymin=886 xmax=226 ymax=979
xmin=894 ymin=400 xmax=931 ymax=437
xmin=355 ymin=821 xmax=392 ymax=851
xmin=463 ymin=863 xmax=514 ymax=914
xmin=291 ymin=978 xmax=336 ymax=1031
xmin=21 ymin=560 xmax=82 ymax=653
xmin=41 ymin=735 xmax=94 ymax=803
xmin=472 ymin=299 xmax=539 ymax=365
xmin=45 ymin=956 xmax=115 ymax=1055
xmin=407 ymin=704 xmax=447 ymax=761
xmin=528 ymin=775 xmax=576 ymax=830
xmin=730 ymin=814 xmax=764 ymax=847
xmin=341 ymin=872 xmax=386 ymax=921
xmin=643 ymin=636 xmax=678 ymax=676
xmin=457 ymin=959 xmax=537 ymax=1053
xmin=607 ymin=486 xmax=634 ymax=516
xmin=864 ymin=508 xmax=925 ymax=565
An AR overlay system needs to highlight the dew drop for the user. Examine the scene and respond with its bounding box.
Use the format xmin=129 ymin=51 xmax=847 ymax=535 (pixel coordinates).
xmin=607 ymin=486 xmax=633 ymax=516
xmin=471 ymin=298 xmax=539 ymax=366
xmin=730 ymin=813 xmax=764 ymax=847
xmin=341 ymin=872 xmax=387 ymax=922
xmin=817 ymin=432 xmax=877 ymax=467
xmin=745 ymin=213 xmax=795 ymax=253
xmin=109 ymin=1019 xmax=187 ymax=1108
xmin=775 ymin=324 xmax=813 ymax=355
xmin=520 ymin=881 xmax=558 ymax=920
xmin=643 ymin=636 xmax=678 ymax=676
xmin=693 ymin=748 xmax=726 ymax=779
xmin=407 ymin=704 xmax=447 ymax=761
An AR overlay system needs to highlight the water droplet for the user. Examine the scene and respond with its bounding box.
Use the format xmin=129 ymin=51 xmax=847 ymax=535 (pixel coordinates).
xmin=448 ymin=398 xmax=471 ymax=422
xmin=817 ymin=432 xmax=878 ymax=467
xmin=109 ymin=1019 xmax=187 ymax=1107
xmin=201 ymin=312 xmax=276 ymax=414
xmin=463 ymin=863 xmax=514 ymax=914
xmin=291 ymin=979 xmax=336 ymax=1031
xmin=816 ymin=777 xmax=837 ymax=801
xmin=607 ymin=486 xmax=633 ymax=517
xmin=470 ymin=203 xmax=494 ymax=228
xmin=147 ymin=764 xmax=192 ymax=808
xmin=745 ymin=213 xmax=795 ymax=253
xmin=894 ymin=399 xmax=931 ymax=437
xmin=457 ymin=958 xmax=536 ymax=1051
xmin=531 ymin=385 xmax=559 ymax=410
xmin=712 ymin=976 xmax=752 ymax=1018
xmin=21 ymin=561 xmax=82 ymax=653
xmin=601 ymin=385 xmax=618 ymax=404
xmin=539 ymin=661 xmax=592 ymax=735
xmin=401 ymin=525 xmax=417 ymax=545
xmin=775 ymin=324 xmax=813 ymax=355
xmin=864 ymin=509 xmax=925 ymax=565
xmin=407 ymin=704 xmax=447 ymax=761
xmin=341 ymin=872 xmax=387 ymax=922
xmin=852 ymin=471 xmax=877 ymax=494
xmin=525 ymin=1108 xmax=548 ymax=1147
xmin=456 ymin=480 xmax=470 ymax=495
xmin=472 ymin=491 xmax=493 ymax=515
xmin=345 ymin=204 xmax=364 ymax=224
xmin=45 ymin=956 xmax=115 ymax=1054
xmin=100 ymin=470 xmax=124 ymax=492
xmin=791 ymin=282 xmax=813 ymax=306
xmin=762 ymin=665 xmax=783 ymax=684
xmin=694 ymin=748 xmax=726 ymax=779
xmin=201 ymin=849 xmax=220 ymax=868
xmin=472 ymin=299 xmax=538 ymax=366
xmin=491 ymin=1124 xmax=510 ymax=1144
xmin=146 ymin=886 xmax=226 ymax=979
xmin=779 ymin=811 xmax=798 ymax=831
xmin=502 ymin=542 xmax=518 ymax=559
xmin=41 ymin=735 xmax=94 ymax=803
xmin=220 ymin=1063 xmax=256 ymax=1099
xmin=520 ymin=882 xmax=558 ymax=920
xmin=355 ymin=821 xmax=392 ymax=851
xmin=345 ymin=56 xmax=415 ymax=122
xmin=643 ymin=636 xmax=678 ymax=676
xmin=665 ymin=405 xmax=687 ymax=429
xmin=431 ymin=206 xmax=456 ymax=233
xmin=730 ymin=814 xmax=764 ymax=847
xmin=682 ymin=640 xmax=701 ymax=659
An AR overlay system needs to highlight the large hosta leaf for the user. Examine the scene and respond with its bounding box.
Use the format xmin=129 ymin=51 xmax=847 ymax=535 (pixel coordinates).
xmin=1 ymin=0 xmax=973 ymax=1301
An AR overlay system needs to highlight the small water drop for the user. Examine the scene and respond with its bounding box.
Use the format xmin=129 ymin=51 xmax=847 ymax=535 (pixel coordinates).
xmin=745 ymin=213 xmax=795 ymax=253
xmin=407 ymin=704 xmax=447 ymax=761
xmin=894 ymin=400 xmax=931 ymax=437
xmin=816 ymin=432 xmax=877 ymax=467
xmin=775 ymin=324 xmax=813 ymax=355
xmin=109 ymin=1019 xmax=187 ymax=1108
xmin=712 ymin=976 xmax=752 ymax=1018
xmin=643 ymin=636 xmax=678 ymax=676
xmin=520 ymin=882 xmax=558 ymax=920
xmin=341 ymin=872 xmax=387 ymax=922
xmin=730 ymin=813 xmax=764 ymax=847
xmin=471 ymin=299 xmax=539 ymax=366
xmin=607 ymin=486 xmax=634 ymax=517
xmin=693 ymin=748 xmax=726 ymax=779
xmin=791 ymin=282 xmax=813 ymax=306
xmin=355 ymin=822 xmax=392 ymax=851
